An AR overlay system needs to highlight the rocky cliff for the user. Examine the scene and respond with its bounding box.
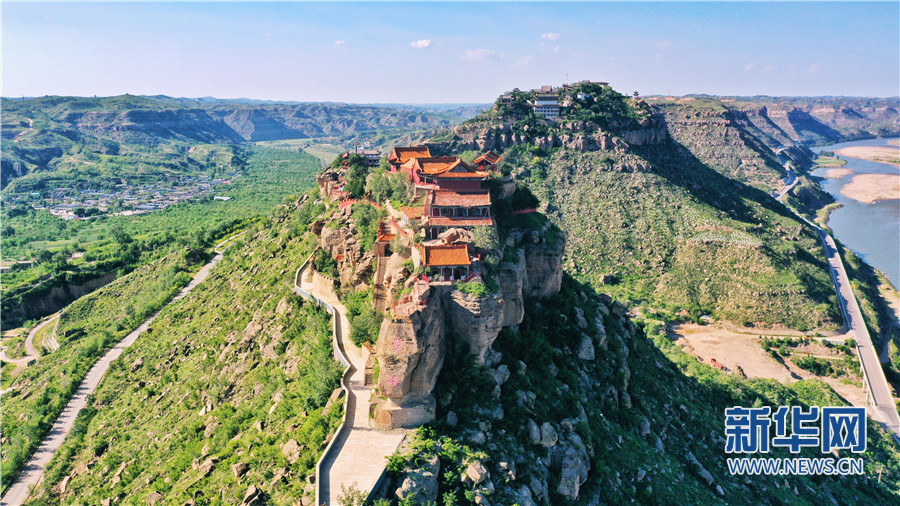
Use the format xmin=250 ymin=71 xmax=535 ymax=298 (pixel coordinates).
xmin=369 ymin=224 xmax=564 ymax=429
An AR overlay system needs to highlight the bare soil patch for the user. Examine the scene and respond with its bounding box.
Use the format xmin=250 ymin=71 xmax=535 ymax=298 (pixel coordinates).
xmin=835 ymin=146 xmax=900 ymax=165
xmin=670 ymin=323 xmax=865 ymax=407
xmin=840 ymin=174 xmax=900 ymax=203
xmin=824 ymin=168 xmax=852 ymax=179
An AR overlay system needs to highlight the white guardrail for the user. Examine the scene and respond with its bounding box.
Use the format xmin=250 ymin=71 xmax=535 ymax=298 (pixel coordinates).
xmin=296 ymin=250 xmax=397 ymax=504
xmin=294 ymin=253 xmax=352 ymax=506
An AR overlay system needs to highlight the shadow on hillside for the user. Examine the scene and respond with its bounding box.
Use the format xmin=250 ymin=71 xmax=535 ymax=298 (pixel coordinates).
xmin=631 ymin=139 xmax=801 ymax=227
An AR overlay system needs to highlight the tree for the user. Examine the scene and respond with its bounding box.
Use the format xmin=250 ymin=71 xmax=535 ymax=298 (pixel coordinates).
xmin=472 ymin=225 xmax=500 ymax=252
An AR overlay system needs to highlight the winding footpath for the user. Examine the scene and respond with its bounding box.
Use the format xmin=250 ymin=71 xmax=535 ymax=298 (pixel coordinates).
xmin=775 ymin=161 xmax=900 ymax=442
xmin=293 ymin=259 xmax=405 ymax=505
xmin=1 ymin=235 xmax=243 ymax=505
xmin=0 ymin=315 xmax=58 ymax=366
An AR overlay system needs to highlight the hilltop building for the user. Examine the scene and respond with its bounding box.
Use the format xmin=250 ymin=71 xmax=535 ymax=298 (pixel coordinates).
xmin=473 ymin=150 xmax=502 ymax=172
xmin=417 ymin=243 xmax=474 ymax=281
xmin=388 ymin=146 xmax=431 ymax=171
xmin=533 ymin=93 xmax=561 ymax=119
xmin=360 ymin=149 xmax=382 ymax=167
xmin=399 ymin=156 xmax=489 ymax=194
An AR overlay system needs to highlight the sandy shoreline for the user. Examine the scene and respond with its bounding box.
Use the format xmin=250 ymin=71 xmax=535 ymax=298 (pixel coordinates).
xmin=835 ymin=146 xmax=900 ymax=165
xmin=824 ymin=168 xmax=852 ymax=179
xmin=840 ymin=174 xmax=900 ymax=203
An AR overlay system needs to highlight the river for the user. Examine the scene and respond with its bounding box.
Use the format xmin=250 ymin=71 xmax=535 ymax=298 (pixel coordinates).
xmin=811 ymin=137 xmax=900 ymax=290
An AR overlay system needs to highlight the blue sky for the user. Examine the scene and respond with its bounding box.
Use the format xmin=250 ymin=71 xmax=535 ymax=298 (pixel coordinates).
xmin=3 ymin=2 xmax=898 ymax=102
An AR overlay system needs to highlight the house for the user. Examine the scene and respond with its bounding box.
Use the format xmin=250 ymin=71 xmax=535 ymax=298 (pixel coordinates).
xmin=360 ymin=149 xmax=382 ymax=167
xmin=400 ymin=156 xmax=489 ymax=193
xmin=534 ymin=93 xmax=561 ymax=119
xmin=422 ymin=189 xmax=493 ymax=240
xmin=497 ymin=94 xmax=513 ymax=108
xmin=388 ymin=146 xmax=431 ymax=172
xmin=418 ymin=243 xmax=473 ymax=281
xmin=473 ymin=151 xmax=502 ymax=172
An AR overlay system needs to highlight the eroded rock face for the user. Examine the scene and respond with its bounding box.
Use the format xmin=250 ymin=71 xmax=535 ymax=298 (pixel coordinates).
xmin=372 ymin=293 xmax=445 ymax=429
xmin=497 ymin=253 xmax=526 ymax=327
xmin=523 ymin=244 xmax=563 ymax=298
xmin=446 ymin=288 xmax=504 ymax=365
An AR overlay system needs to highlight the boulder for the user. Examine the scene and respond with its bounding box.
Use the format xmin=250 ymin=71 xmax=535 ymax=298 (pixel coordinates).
xmin=232 ymin=462 xmax=249 ymax=478
xmin=527 ymin=419 xmax=542 ymax=445
xmin=573 ymin=307 xmax=588 ymax=329
xmin=540 ymin=422 xmax=558 ymax=447
xmin=492 ymin=364 xmax=510 ymax=386
xmin=465 ymin=460 xmax=490 ymax=485
xmin=577 ymin=334 xmax=595 ymax=361
xmin=281 ymin=439 xmax=302 ymax=464
xmin=396 ymin=469 xmax=439 ymax=503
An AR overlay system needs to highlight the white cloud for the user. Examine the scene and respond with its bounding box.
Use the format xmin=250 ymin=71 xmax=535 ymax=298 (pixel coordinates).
xmin=807 ymin=63 xmax=822 ymax=73
xmin=541 ymin=32 xmax=561 ymax=41
xmin=744 ymin=63 xmax=755 ymax=71
xmin=334 ymin=40 xmax=345 ymax=46
xmin=461 ymin=48 xmax=499 ymax=62
xmin=763 ymin=65 xmax=775 ymax=73
xmin=553 ymin=45 xmax=561 ymax=53
xmin=657 ymin=40 xmax=670 ymax=49
xmin=410 ymin=39 xmax=433 ymax=49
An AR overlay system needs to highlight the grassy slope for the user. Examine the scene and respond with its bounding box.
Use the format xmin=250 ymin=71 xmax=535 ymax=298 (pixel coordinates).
xmin=25 ymin=206 xmax=342 ymax=504
xmin=1 ymin=250 xmax=200 ymax=492
xmin=512 ymin=143 xmax=838 ymax=330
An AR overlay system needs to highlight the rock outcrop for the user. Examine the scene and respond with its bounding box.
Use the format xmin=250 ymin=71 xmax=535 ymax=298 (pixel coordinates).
xmin=372 ymin=292 xmax=445 ymax=429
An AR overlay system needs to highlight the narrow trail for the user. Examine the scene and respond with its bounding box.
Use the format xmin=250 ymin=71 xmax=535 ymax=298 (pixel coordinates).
xmin=294 ymin=258 xmax=405 ymax=505
xmin=0 ymin=315 xmax=58 ymax=366
xmin=1 ymin=234 xmax=244 ymax=505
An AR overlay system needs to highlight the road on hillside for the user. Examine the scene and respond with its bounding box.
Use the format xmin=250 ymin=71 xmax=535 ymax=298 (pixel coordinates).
xmin=818 ymin=231 xmax=900 ymax=439
xmin=773 ymin=160 xmax=900 ymax=441
xmin=294 ymin=261 xmax=405 ymax=505
xmin=0 ymin=314 xmax=59 ymax=365
xmin=1 ymin=235 xmax=243 ymax=505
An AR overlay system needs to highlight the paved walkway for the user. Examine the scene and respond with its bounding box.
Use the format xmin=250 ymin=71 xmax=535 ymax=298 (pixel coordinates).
xmin=294 ymin=263 xmax=405 ymax=505
xmin=1 ymin=240 xmax=236 ymax=505
xmin=0 ymin=315 xmax=58 ymax=366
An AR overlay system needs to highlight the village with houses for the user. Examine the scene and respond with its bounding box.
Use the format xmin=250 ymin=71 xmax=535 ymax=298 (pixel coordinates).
xmin=2 ymin=173 xmax=235 ymax=220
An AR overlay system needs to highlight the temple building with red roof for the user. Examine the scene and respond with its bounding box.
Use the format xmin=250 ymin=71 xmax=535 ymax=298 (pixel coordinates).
xmin=422 ymin=189 xmax=493 ymax=240
xmin=400 ymin=156 xmax=489 ymax=194
xmin=417 ymin=243 xmax=473 ymax=281
xmin=388 ymin=146 xmax=431 ymax=172
xmin=473 ymin=150 xmax=503 ymax=172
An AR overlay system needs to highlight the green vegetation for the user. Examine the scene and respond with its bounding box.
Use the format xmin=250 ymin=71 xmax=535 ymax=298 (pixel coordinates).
xmin=509 ymin=146 xmax=837 ymax=330
xmin=814 ymin=156 xmax=848 ymax=167
xmin=1 ymin=250 xmax=202 ymax=493
xmin=456 ymin=280 xmax=490 ymax=298
xmin=24 ymin=200 xmax=343 ymax=504
xmin=342 ymin=287 xmax=383 ymax=347
xmin=350 ymin=203 xmax=384 ymax=251
xmin=367 ymin=169 xmax=412 ymax=205
xmin=2 ymin=146 xmax=320 ymax=328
